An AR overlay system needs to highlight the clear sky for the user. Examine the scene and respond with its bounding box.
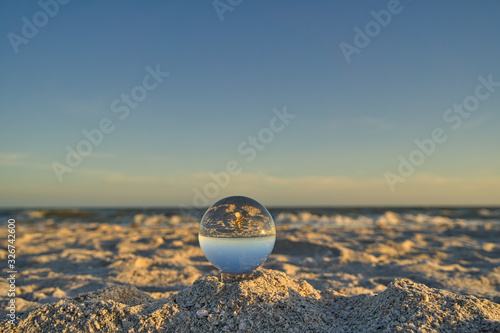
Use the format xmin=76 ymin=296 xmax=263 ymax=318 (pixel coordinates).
xmin=1 ymin=1 xmax=499 ymax=207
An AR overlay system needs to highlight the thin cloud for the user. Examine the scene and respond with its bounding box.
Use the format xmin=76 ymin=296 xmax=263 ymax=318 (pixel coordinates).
xmin=60 ymin=100 xmax=107 ymax=116
xmin=0 ymin=152 xmax=29 ymax=166
xmin=352 ymin=116 xmax=397 ymax=132
xmin=87 ymin=152 xmax=115 ymax=159
xmin=329 ymin=117 xmax=397 ymax=133
xmin=460 ymin=112 xmax=492 ymax=131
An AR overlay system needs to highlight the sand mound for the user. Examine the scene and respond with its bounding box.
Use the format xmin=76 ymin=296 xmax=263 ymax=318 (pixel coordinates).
xmin=4 ymin=269 xmax=500 ymax=332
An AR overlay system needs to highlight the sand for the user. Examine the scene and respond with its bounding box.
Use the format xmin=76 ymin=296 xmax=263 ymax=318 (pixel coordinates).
xmin=1 ymin=217 xmax=499 ymax=332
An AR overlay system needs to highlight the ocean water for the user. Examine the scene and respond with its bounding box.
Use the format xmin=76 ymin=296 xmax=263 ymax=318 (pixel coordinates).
xmin=199 ymin=235 xmax=276 ymax=274
xmin=1 ymin=207 xmax=499 ymax=228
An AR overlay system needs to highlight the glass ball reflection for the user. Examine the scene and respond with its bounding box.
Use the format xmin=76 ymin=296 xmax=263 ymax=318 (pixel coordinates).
xmin=199 ymin=196 xmax=276 ymax=275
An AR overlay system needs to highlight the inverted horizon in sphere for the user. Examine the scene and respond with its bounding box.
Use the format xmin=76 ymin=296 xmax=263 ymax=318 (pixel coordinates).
xmin=199 ymin=235 xmax=276 ymax=275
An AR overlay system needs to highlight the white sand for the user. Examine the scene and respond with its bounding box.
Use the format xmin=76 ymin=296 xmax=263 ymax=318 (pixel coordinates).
xmin=1 ymin=219 xmax=499 ymax=331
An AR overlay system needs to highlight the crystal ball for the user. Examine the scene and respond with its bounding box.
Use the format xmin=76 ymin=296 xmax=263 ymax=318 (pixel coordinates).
xmin=199 ymin=196 xmax=276 ymax=275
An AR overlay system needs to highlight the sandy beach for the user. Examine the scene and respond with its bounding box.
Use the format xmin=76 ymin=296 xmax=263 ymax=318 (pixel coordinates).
xmin=1 ymin=210 xmax=499 ymax=331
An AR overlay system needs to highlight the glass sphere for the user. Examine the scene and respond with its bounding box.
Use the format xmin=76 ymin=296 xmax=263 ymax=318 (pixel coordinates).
xmin=199 ymin=196 xmax=276 ymax=275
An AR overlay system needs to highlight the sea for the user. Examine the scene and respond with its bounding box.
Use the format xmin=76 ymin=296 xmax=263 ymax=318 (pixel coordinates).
xmin=1 ymin=206 xmax=499 ymax=229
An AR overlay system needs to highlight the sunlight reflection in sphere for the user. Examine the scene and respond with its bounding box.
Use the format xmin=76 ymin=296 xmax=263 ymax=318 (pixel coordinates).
xmin=199 ymin=196 xmax=276 ymax=275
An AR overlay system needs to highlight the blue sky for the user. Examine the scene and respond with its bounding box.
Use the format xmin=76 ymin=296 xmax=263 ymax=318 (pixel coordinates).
xmin=1 ymin=1 xmax=499 ymax=207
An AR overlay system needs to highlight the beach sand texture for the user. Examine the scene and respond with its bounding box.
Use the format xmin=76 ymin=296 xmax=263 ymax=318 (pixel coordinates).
xmin=1 ymin=214 xmax=499 ymax=332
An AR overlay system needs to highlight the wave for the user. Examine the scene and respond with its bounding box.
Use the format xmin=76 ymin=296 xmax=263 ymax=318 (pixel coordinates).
xmin=1 ymin=207 xmax=498 ymax=228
